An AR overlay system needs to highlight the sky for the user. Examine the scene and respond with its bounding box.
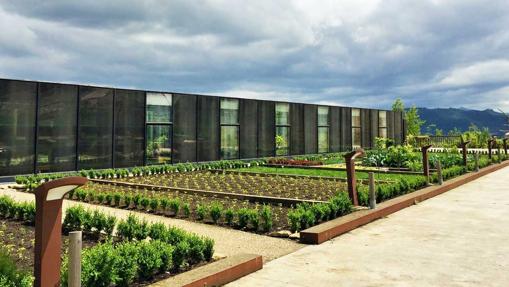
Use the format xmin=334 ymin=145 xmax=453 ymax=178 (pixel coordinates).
xmin=0 ymin=0 xmax=508 ymax=112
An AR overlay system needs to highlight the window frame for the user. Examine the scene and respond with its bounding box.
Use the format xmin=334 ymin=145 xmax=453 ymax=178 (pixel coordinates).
xmin=351 ymin=108 xmax=362 ymax=148
xmin=145 ymin=92 xmax=173 ymax=165
xmin=378 ymin=110 xmax=388 ymax=138
xmin=275 ymin=102 xmax=291 ymax=156
xmin=317 ymin=106 xmax=330 ymax=153
xmin=219 ymin=98 xmax=240 ymax=159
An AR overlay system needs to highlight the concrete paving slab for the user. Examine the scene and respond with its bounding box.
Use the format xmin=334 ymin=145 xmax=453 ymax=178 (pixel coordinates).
xmin=228 ymin=166 xmax=509 ymax=287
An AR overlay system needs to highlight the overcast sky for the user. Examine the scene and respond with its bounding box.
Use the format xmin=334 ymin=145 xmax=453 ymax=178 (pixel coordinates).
xmin=1 ymin=0 xmax=508 ymax=111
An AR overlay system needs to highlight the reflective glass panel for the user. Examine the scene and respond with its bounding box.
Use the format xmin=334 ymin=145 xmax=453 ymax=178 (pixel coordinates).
xmin=318 ymin=127 xmax=329 ymax=153
xmin=276 ymin=126 xmax=289 ymax=156
xmin=146 ymin=125 xmax=172 ymax=165
xmin=147 ymin=93 xmax=172 ymax=123
xmin=352 ymin=127 xmax=361 ymax=148
xmin=275 ymin=103 xmax=290 ymax=125
xmin=379 ymin=111 xmax=387 ymax=127
xmin=221 ymin=126 xmax=239 ymax=159
xmin=318 ymin=106 xmax=329 ymax=126
xmin=352 ymin=108 xmax=361 ymax=127
xmin=220 ymin=98 xmax=239 ymax=124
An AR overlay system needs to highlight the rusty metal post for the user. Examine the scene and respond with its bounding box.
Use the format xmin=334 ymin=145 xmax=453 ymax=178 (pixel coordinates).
xmin=344 ymin=149 xmax=365 ymax=206
xmin=34 ymin=177 xmax=87 ymax=287
xmin=421 ymin=145 xmax=432 ymax=182
xmin=460 ymin=141 xmax=470 ymax=167
xmin=503 ymin=138 xmax=508 ymax=156
xmin=368 ymin=172 xmax=376 ymax=209
xmin=488 ymin=139 xmax=494 ymax=160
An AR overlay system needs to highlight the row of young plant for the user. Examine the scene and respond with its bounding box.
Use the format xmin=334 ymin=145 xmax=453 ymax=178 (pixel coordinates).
xmin=61 ymin=207 xmax=214 ymax=287
xmin=69 ymin=187 xmax=275 ymax=232
xmin=287 ymin=192 xmax=353 ymax=232
xmin=14 ymin=159 xmax=268 ymax=190
xmin=357 ymin=175 xmax=428 ymax=206
xmin=0 ymin=196 xmax=35 ymax=225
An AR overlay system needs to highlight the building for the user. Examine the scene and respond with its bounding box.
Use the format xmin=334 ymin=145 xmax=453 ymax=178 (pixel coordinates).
xmin=0 ymin=78 xmax=405 ymax=176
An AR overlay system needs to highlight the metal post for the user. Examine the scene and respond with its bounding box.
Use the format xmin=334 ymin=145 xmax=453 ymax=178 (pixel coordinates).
xmin=344 ymin=149 xmax=365 ymax=206
xmin=368 ymin=172 xmax=376 ymax=209
xmin=503 ymin=139 xmax=508 ymax=156
xmin=488 ymin=139 xmax=494 ymax=161
xmin=460 ymin=141 xmax=470 ymax=167
xmin=497 ymin=146 xmax=502 ymax=163
xmin=69 ymin=231 xmax=82 ymax=287
xmin=474 ymin=153 xmax=479 ymax=172
xmin=437 ymin=160 xmax=443 ymax=185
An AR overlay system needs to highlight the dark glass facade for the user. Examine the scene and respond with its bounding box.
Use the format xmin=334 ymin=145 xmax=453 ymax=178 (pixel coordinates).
xmin=0 ymin=78 xmax=405 ymax=176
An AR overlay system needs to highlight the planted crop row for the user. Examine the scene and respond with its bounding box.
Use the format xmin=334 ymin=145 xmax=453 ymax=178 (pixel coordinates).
xmin=69 ymin=185 xmax=276 ymax=232
xmin=14 ymin=158 xmax=268 ymax=190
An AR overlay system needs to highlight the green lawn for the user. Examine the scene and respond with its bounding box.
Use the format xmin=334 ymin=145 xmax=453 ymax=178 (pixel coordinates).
xmin=233 ymin=166 xmax=415 ymax=180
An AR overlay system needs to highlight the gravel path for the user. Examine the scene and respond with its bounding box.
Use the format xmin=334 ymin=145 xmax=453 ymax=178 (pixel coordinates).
xmin=0 ymin=185 xmax=303 ymax=262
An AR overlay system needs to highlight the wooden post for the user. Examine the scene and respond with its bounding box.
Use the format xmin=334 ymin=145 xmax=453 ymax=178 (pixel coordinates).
xmin=368 ymin=172 xmax=376 ymax=209
xmin=460 ymin=140 xmax=470 ymax=167
xmin=421 ymin=145 xmax=432 ymax=183
xmin=503 ymin=138 xmax=508 ymax=156
xmin=474 ymin=153 xmax=479 ymax=172
xmin=69 ymin=231 xmax=82 ymax=287
xmin=344 ymin=149 xmax=365 ymax=206
xmin=488 ymin=139 xmax=494 ymax=160
xmin=436 ymin=160 xmax=443 ymax=185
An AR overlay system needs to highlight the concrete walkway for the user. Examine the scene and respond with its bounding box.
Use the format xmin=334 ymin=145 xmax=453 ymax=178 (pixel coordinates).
xmin=228 ymin=166 xmax=509 ymax=287
xmin=0 ymin=186 xmax=302 ymax=262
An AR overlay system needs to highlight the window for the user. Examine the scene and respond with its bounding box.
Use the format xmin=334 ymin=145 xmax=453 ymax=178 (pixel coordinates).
xmin=378 ymin=111 xmax=387 ymax=138
xmin=275 ymin=103 xmax=290 ymax=155
xmin=115 ymin=89 xmax=145 ymax=168
xmin=352 ymin=108 xmax=361 ymax=148
xmin=318 ymin=106 xmax=329 ymax=153
xmin=220 ymin=98 xmax=239 ymax=159
xmin=146 ymin=93 xmax=172 ymax=165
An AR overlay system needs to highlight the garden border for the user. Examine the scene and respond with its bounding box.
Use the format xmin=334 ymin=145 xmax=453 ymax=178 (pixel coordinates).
xmin=300 ymin=160 xmax=509 ymax=244
xmin=264 ymin=164 xmax=430 ymax=175
xmin=90 ymin=179 xmax=328 ymax=207
xmin=148 ymin=253 xmax=262 ymax=287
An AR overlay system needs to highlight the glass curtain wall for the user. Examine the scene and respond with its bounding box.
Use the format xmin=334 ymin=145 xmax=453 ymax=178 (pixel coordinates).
xmin=220 ymin=98 xmax=239 ymax=159
xmin=352 ymin=108 xmax=361 ymax=148
xmin=146 ymin=93 xmax=172 ymax=165
xmin=318 ymin=106 xmax=329 ymax=153
xmin=378 ymin=111 xmax=388 ymax=138
xmin=275 ymin=103 xmax=290 ymax=156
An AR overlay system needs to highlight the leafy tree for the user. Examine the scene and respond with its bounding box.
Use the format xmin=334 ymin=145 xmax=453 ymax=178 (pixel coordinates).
xmin=392 ymin=98 xmax=404 ymax=112
xmin=405 ymin=105 xmax=425 ymax=136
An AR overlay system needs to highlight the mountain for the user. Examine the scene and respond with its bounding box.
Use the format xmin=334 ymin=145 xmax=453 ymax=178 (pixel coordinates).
xmin=417 ymin=107 xmax=508 ymax=136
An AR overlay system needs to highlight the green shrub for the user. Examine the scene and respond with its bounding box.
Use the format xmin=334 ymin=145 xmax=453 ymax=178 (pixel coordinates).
xmin=169 ymin=199 xmax=181 ymax=216
xmin=160 ymin=198 xmax=169 ymax=212
xmin=136 ymin=241 xmax=164 ymax=280
xmin=225 ymin=208 xmax=235 ymax=226
xmin=173 ymin=241 xmax=190 ymax=271
xmin=123 ymin=193 xmax=132 ymax=208
xmin=133 ymin=193 xmax=141 ymax=207
xmin=237 ymin=208 xmax=250 ymax=229
xmin=97 ymin=193 xmax=105 ymax=204
xmin=149 ymin=198 xmax=160 ymax=212
xmin=183 ymin=203 xmax=191 ymax=217
xmin=113 ymin=193 xmax=122 ymax=206
xmin=203 ymin=238 xmax=215 ymax=261
xmin=140 ymin=196 xmax=150 ymax=210
xmin=260 ymin=205 xmax=273 ymax=232
xmin=63 ymin=206 xmax=86 ymax=232
xmin=114 ymin=242 xmax=139 ymax=286
xmin=0 ymin=249 xmax=33 ymax=287
xmin=209 ymin=202 xmax=223 ymax=224
xmin=196 ymin=204 xmax=207 ymax=221
xmin=287 ymin=209 xmax=301 ymax=232
xmin=148 ymin=223 xmax=168 ymax=241
xmin=248 ymin=209 xmax=259 ymax=230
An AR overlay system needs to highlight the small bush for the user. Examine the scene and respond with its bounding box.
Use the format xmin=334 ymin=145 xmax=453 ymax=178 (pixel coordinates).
xmin=225 ymin=208 xmax=235 ymax=226
xmin=196 ymin=204 xmax=207 ymax=221
xmin=237 ymin=208 xmax=250 ymax=229
xmin=209 ymin=202 xmax=223 ymax=224
xmin=169 ymin=199 xmax=181 ymax=216
xmin=183 ymin=203 xmax=191 ymax=217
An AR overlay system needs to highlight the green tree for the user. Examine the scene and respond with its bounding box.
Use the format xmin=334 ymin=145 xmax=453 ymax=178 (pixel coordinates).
xmin=405 ymin=105 xmax=425 ymax=136
xmin=392 ymin=98 xmax=404 ymax=112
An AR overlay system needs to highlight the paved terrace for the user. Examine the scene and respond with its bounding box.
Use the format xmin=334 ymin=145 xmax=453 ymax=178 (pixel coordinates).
xmin=228 ymin=166 xmax=509 ymax=287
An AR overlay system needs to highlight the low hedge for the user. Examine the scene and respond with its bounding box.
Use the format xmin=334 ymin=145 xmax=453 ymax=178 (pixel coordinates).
xmin=357 ymin=175 xmax=428 ymax=206
xmin=0 ymin=249 xmax=33 ymax=287
xmin=287 ymin=192 xmax=352 ymax=232
xmin=63 ymin=206 xmax=116 ymax=238
xmin=0 ymin=196 xmax=35 ymax=225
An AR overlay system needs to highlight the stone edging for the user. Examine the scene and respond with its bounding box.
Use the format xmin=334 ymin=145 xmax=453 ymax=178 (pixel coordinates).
xmin=300 ymin=160 xmax=509 ymax=244
xmin=148 ymin=253 xmax=262 ymax=287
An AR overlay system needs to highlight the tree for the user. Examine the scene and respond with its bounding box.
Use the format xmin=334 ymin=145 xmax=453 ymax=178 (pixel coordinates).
xmin=392 ymin=98 xmax=404 ymax=112
xmin=405 ymin=105 xmax=425 ymax=136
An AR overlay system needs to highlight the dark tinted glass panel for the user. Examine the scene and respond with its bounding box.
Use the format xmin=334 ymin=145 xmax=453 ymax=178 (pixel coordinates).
xmin=318 ymin=106 xmax=329 ymax=126
xmin=290 ymin=103 xmax=304 ymax=155
xmin=361 ymin=109 xmax=371 ymax=148
xmin=239 ymin=99 xmax=258 ymax=158
xmin=370 ymin=109 xmax=379 ymax=148
xmin=276 ymin=126 xmax=289 ymax=156
xmin=304 ymin=105 xmax=317 ymax=154
xmin=147 ymin=92 xmax=172 ymax=123
xmin=197 ymin=96 xmax=219 ymax=161
xmin=220 ymin=126 xmax=239 ymax=159
xmin=275 ymin=103 xmax=289 ymax=125
xmin=173 ymin=94 xmax=196 ymax=163
xmin=329 ymin=107 xmax=341 ymax=152
xmin=341 ymin=108 xmax=352 ymax=151
xmin=146 ymin=125 xmax=172 ymax=164
xmin=0 ymin=80 xmax=36 ymax=175
xmin=387 ymin=111 xmax=395 ymax=140
xmin=258 ymin=101 xmax=275 ymax=157
xmin=394 ymin=111 xmax=402 ymax=144
xmin=78 ymin=86 xmax=113 ymax=169
xmin=114 ymin=89 xmax=145 ymax=168
xmin=318 ymin=127 xmax=329 ymax=153
xmin=37 ymin=83 xmax=77 ymax=173
xmin=220 ymin=98 xmax=239 ymax=124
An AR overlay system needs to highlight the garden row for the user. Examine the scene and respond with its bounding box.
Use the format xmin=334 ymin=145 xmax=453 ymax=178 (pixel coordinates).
xmin=0 ymin=195 xmax=215 ymax=286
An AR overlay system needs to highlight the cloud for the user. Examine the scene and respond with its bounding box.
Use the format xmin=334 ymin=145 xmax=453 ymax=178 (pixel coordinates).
xmin=0 ymin=0 xmax=508 ymax=111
